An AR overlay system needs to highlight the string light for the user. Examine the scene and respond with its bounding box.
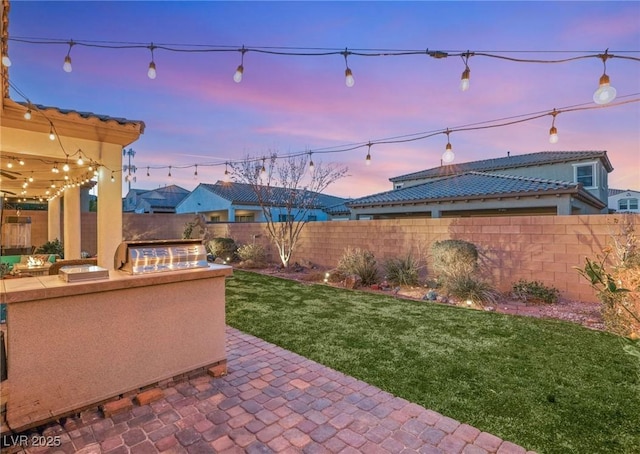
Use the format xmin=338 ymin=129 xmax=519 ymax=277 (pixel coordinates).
xmin=224 ymin=162 xmax=231 ymax=182
xmin=343 ymin=49 xmax=355 ymax=87
xmin=549 ymin=109 xmax=559 ymax=144
xmin=110 ymin=172 xmax=115 ymax=182
xmin=593 ymin=50 xmax=616 ymax=105
xmin=234 ymin=46 xmax=246 ymax=83
xmin=62 ymin=40 xmax=74 ymax=73
xmin=49 ymin=124 xmax=56 ymax=140
xmin=76 ymin=151 xmax=84 ymax=166
xmin=18 ymin=158 xmax=25 ymax=165
xmin=260 ymin=158 xmax=266 ymax=175
xmin=62 ymin=160 xmax=70 ymax=172
xmin=1 ymin=37 xmax=11 ymax=67
xmin=7 ymin=160 xmax=13 ymax=168
xmin=365 ymin=143 xmax=372 ymax=166
xmin=23 ymin=108 xmax=31 ymax=120
xmin=308 ymin=152 xmax=315 ymax=172
xmin=51 ymin=163 xmax=59 ymax=173
xmin=147 ymin=43 xmax=157 ymax=79
xmin=168 ymin=165 xmax=172 ymax=177
xmin=194 ymin=164 xmax=198 ymax=179
xmin=146 ymin=166 xmax=150 ymax=177
xmin=28 ymin=172 xmax=34 ymax=183
xmin=460 ymin=52 xmax=471 ymax=92
xmin=442 ymin=129 xmax=455 ymax=163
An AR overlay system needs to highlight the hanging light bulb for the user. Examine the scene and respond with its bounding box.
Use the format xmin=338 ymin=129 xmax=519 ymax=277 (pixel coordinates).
xmin=7 ymin=160 xmax=13 ymax=168
xmin=49 ymin=125 xmax=56 ymax=141
xmin=24 ymin=109 xmax=32 ymax=120
xmin=365 ymin=143 xmax=372 ymax=166
xmin=459 ymin=53 xmax=472 ymax=92
xmin=18 ymin=158 xmax=25 ymax=166
xmin=63 ymin=40 xmax=75 ymax=73
xmin=234 ymin=46 xmax=246 ymax=83
xmin=146 ymin=166 xmax=150 ymax=177
xmin=1 ymin=45 xmax=11 ymax=67
xmin=224 ymin=163 xmax=231 ymax=182
xmin=77 ymin=155 xmax=84 ymax=166
xmin=62 ymin=161 xmax=70 ymax=172
xmin=309 ymin=152 xmax=315 ymax=172
xmin=460 ymin=67 xmax=470 ymax=91
xmin=194 ymin=165 xmax=198 ymax=179
xmin=260 ymin=158 xmax=266 ymax=175
xmin=110 ymin=172 xmax=115 ymax=183
xmin=168 ymin=166 xmax=172 ymax=178
xmin=28 ymin=173 xmax=34 ymax=183
xmin=343 ymin=49 xmax=355 ymax=87
xmin=442 ymin=130 xmax=455 ymax=163
xmin=593 ymin=51 xmax=616 ymax=105
xmin=147 ymin=43 xmax=157 ymax=79
xmin=549 ymin=109 xmax=559 ymax=144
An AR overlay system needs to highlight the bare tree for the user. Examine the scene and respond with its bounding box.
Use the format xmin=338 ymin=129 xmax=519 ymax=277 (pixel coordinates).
xmin=231 ymin=152 xmax=348 ymax=268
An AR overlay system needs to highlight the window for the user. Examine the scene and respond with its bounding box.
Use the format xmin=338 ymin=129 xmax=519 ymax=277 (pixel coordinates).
xmin=209 ymin=215 xmax=220 ymax=222
xmin=235 ymin=214 xmax=254 ymax=222
xmin=573 ymin=162 xmax=597 ymax=188
xmin=307 ymin=215 xmax=317 ymax=222
xmin=394 ymin=183 xmax=404 ymax=190
xmin=278 ymin=214 xmax=294 ymax=222
xmin=618 ymin=198 xmax=638 ymax=211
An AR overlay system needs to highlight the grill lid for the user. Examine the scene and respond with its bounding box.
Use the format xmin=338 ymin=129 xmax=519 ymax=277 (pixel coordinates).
xmin=115 ymin=239 xmax=208 ymax=274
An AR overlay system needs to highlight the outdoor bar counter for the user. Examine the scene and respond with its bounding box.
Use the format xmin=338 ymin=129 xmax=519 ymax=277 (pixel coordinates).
xmin=1 ymin=264 xmax=232 ymax=432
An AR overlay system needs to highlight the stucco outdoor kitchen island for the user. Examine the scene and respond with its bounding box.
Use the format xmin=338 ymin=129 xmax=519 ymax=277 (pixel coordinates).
xmin=1 ymin=264 xmax=232 ymax=432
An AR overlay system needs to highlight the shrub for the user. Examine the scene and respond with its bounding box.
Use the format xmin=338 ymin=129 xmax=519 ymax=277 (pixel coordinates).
xmin=237 ymin=243 xmax=267 ymax=267
xmin=35 ymin=238 xmax=63 ymax=258
xmin=431 ymin=239 xmax=478 ymax=280
xmin=512 ymin=279 xmax=560 ymax=304
xmin=208 ymin=237 xmax=238 ymax=261
xmin=444 ymin=274 xmax=500 ymax=307
xmin=384 ymin=254 xmax=421 ymax=286
xmin=337 ymin=247 xmax=378 ymax=286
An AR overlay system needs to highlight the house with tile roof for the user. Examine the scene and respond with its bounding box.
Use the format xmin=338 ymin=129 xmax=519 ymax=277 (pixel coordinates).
xmin=123 ymin=185 xmax=190 ymax=213
xmin=175 ymin=181 xmax=349 ymax=222
xmin=608 ymin=188 xmax=640 ymax=213
xmin=348 ymin=151 xmax=612 ymax=219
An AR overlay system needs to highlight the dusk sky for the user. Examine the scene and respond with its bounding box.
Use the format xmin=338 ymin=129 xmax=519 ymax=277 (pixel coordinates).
xmin=5 ymin=1 xmax=640 ymax=198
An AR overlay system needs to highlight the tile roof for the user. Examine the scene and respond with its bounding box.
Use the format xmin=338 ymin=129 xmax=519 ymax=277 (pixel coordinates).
xmin=609 ymin=188 xmax=640 ymax=196
xmin=18 ymin=102 xmax=145 ymax=129
xmin=134 ymin=185 xmax=190 ymax=209
xmin=349 ymin=171 xmax=601 ymax=207
xmin=390 ymin=151 xmax=613 ymax=183
xmin=200 ymin=181 xmax=348 ymax=209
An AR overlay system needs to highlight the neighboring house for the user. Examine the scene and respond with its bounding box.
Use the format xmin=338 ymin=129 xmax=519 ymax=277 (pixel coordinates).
xmin=348 ymin=151 xmax=612 ymax=219
xmin=123 ymin=185 xmax=190 ymax=213
xmin=608 ymin=188 xmax=640 ymax=213
xmin=175 ymin=181 xmax=348 ymax=222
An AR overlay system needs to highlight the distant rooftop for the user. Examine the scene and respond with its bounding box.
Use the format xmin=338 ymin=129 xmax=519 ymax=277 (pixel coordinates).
xmin=17 ymin=102 xmax=145 ymax=130
xmin=390 ymin=151 xmax=613 ymax=183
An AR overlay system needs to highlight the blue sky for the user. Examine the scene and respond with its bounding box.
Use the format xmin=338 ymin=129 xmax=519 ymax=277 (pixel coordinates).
xmin=5 ymin=1 xmax=640 ymax=197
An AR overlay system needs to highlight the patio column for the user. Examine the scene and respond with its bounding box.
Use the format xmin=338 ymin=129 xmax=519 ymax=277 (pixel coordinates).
xmin=96 ymin=146 xmax=123 ymax=270
xmin=63 ymin=186 xmax=82 ymax=260
xmin=48 ymin=197 xmax=61 ymax=242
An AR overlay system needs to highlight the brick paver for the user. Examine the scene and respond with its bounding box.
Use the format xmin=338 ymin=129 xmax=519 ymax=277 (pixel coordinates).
xmin=6 ymin=327 xmax=536 ymax=453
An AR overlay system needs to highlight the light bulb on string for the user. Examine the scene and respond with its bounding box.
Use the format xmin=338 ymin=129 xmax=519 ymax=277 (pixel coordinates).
xmin=168 ymin=166 xmax=172 ymax=178
xmin=18 ymin=158 xmax=25 ymax=166
xmin=194 ymin=165 xmax=198 ymax=179
xmin=459 ymin=52 xmax=472 ymax=91
xmin=147 ymin=43 xmax=157 ymax=79
xmin=365 ymin=143 xmax=372 ymax=166
xmin=260 ymin=158 xmax=266 ymax=175
xmin=224 ymin=163 xmax=231 ymax=182
xmin=28 ymin=172 xmax=34 ymax=183
xmin=62 ymin=41 xmax=74 ymax=73
xmin=442 ymin=130 xmax=455 ymax=164
xmin=62 ymin=161 xmax=70 ymax=172
xmin=110 ymin=172 xmax=115 ymax=183
xmin=234 ymin=46 xmax=246 ymax=83
xmin=49 ymin=125 xmax=56 ymax=141
xmin=77 ymin=153 xmax=84 ymax=166
xmin=146 ymin=166 xmax=150 ymax=177
xmin=7 ymin=160 xmax=12 ymax=168
xmin=1 ymin=39 xmax=11 ymax=67
xmin=343 ymin=49 xmax=355 ymax=87
xmin=593 ymin=50 xmax=616 ymax=105
xmin=24 ymin=109 xmax=31 ymax=120
xmin=308 ymin=152 xmax=315 ymax=172
xmin=549 ymin=109 xmax=559 ymax=144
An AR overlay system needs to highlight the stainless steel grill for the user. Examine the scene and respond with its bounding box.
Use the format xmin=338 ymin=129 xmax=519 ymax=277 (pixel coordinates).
xmin=115 ymin=239 xmax=208 ymax=275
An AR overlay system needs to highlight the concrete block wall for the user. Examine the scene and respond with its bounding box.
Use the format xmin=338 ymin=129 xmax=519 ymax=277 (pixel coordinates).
xmin=7 ymin=210 xmax=638 ymax=303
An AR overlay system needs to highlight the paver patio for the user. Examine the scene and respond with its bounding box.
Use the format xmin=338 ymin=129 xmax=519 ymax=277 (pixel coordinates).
xmin=7 ymin=327 xmax=535 ymax=453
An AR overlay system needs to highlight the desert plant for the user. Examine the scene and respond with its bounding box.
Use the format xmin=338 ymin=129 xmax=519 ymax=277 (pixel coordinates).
xmin=444 ymin=274 xmax=500 ymax=307
xmin=0 ymin=263 xmax=10 ymax=278
xmin=431 ymin=239 xmax=478 ymax=281
xmin=237 ymin=243 xmax=267 ymax=266
xmin=512 ymin=279 xmax=559 ymax=304
xmin=208 ymin=237 xmax=238 ymax=261
xmin=35 ymin=238 xmax=63 ymax=258
xmin=337 ymin=247 xmax=378 ymax=286
xmin=384 ymin=254 xmax=421 ymax=286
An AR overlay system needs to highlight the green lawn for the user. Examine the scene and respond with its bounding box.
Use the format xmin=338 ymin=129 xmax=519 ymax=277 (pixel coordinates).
xmin=225 ymin=271 xmax=640 ymax=454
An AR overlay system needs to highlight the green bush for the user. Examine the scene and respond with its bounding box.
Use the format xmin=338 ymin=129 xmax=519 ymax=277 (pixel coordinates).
xmin=35 ymin=238 xmax=64 ymax=258
xmin=208 ymin=237 xmax=238 ymax=261
xmin=337 ymin=247 xmax=378 ymax=286
xmin=237 ymin=243 xmax=267 ymax=267
xmin=512 ymin=279 xmax=560 ymax=304
xmin=384 ymin=254 xmax=421 ymax=286
xmin=431 ymin=239 xmax=478 ymax=280
xmin=445 ymin=274 xmax=499 ymax=306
